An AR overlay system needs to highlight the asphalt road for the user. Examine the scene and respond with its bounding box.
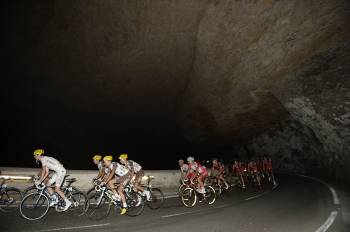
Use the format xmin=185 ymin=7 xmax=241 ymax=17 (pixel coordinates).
xmin=0 ymin=174 xmax=348 ymax=232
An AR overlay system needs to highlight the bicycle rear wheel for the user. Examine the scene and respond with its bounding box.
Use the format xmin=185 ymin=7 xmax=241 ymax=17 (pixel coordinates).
xmin=85 ymin=192 xmax=111 ymax=220
xmin=67 ymin=187 xmax=87 ymax=216
xmin=127 ymin=192 xmax=145 ymax=217
xmin=147 ymin=188 xmax=164 ymax=209
xmin=181 ymin=188 xmax=197 ymax=207
xmin=204 ymin=186 xmax=216 ymax=205
xmin=20 ymin=192 xmax=49 ymax=220
xmin=178 ymin=184 xmax=186 ymax=197
xmin=0 ymin=187 xmax=22 ymax=212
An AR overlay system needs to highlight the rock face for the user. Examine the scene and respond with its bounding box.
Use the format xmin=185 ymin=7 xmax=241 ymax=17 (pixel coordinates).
xmin=176 ymin=0 xmax=350 ymax=183
xmin=5 ymin=0 xmax=350 ymax=179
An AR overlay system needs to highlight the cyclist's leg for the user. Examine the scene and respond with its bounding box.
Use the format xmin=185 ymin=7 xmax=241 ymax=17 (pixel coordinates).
xmin=198 ymin=175 xmax=205 ymax=193
xmin=219 ymin=174 xmax=229 ymax=188
xmin=46 ymin=173 xmax=57 ymax=195
xmin=134 ymin=171 xmax=144 ymax=192
xmin=108 ymin=177 xmax=118 ymax=195
xmin=117 ymin=175 xmax=130 ymax=210
xmin=55 ymin=169 xmax=72 ymax=210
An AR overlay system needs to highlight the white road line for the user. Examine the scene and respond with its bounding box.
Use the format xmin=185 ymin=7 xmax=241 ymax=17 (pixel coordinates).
xmin=213 ymin=204 xmax=229 ymax=209
xmin=245 ymin=191 xmax=269 ymax=201
xmin=328 ymin=186 xmax=340 ymax=205
xmin=297 ymin=174 xmax=341 ymax=232
xmin=164 ymin=195 xmax=179 ymax=199
xmin=161 ymin=211 xmax=193 ymax=218
xmin=315 ymin=211 xmax=338 ymax=232
xmin=298 ymin=174 xmax=340 ymax=205
xmin=39 ymin=223 xmax=110 ymax=232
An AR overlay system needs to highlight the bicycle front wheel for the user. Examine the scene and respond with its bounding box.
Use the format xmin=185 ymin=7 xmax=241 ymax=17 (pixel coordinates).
xmin=20 ymin=192 xmax=49 ymax=220
xmin=127 ymin=192 xmax=145 ymax=217
xmin=204 ymin=186 xmax=216 ymax=205
xmin=23 ymin=185 xmax=37 ymax=196
xmin=0 ymin=187 xmax=22 ymax=212
xmin=85 ymin=192 xmax=111 ymax=220
xmin=147 ymin=188 xmax=164 ymax=210
xmin=181 ymin=188 xmax=197 ymax=207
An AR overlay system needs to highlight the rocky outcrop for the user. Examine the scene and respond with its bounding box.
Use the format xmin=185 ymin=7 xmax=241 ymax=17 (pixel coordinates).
xmin=176 ymin=0 xmax=350 ymax=183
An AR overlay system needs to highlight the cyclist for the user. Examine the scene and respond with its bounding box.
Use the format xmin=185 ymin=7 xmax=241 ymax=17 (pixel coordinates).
xmin=232 ymin=160 xmax=245 ymax=188
xmin=248 ymin=160 xmax=262 ymax=187
xmin=102 ymin=155 xmax=130 ymax=215
xmin=33 ymin=149 xmax=72 ymax=211
xmin=263 ymin=157 xmax=276 ymax=185
xmin=211 ymin=158 xmax=229 ymax=189
xmin=92 ymin=155 xmax=105 ymax=181
xmin=178 ymin=159 xmax=189 ymax=181
xmin=118 ymin=154 xmax=151 ymax=201
xmin=187 ymin=156 xmax=208 ymax=194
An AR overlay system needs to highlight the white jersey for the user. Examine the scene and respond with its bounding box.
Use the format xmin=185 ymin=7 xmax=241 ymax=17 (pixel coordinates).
xmin=110 ymin=162 xmax=129 ymax=177
xmin=41 ymin=156 xmax=64 ymax=173
xmin=181 ymin=164 xmax=189 ymax=172
xmin=97 ymin=161 xmax=104 ymax=171
xmin=126 ymin=160 xmax=142 ymax=172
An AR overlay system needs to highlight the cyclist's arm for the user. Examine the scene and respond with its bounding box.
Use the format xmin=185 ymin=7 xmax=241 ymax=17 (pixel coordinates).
xmin=96 ymin=168 xmax=104 ymax=180
xmin=40 ymin=166 xmax=49 ymax=183
xmin=104 ymin=166 xmax=116 ymax=183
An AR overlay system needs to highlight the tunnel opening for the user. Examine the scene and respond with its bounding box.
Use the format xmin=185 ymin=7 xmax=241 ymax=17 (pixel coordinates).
xmin=4 ymin=1 xmax=350 ymax=186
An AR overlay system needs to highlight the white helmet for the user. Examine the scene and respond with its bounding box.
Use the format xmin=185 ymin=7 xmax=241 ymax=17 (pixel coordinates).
xmin=187 ymin=156 xmax=195 ymax=162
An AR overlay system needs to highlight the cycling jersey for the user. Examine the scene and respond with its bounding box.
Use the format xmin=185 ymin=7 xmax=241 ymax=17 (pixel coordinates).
xmin=41 ymin=156 xmax=66 ymax=187
xmin=180 ymin=164 xmax=189 ymax=172
xmin=188 ymin=161 xmax=208 ymax=180
xmin=248 ymin=162 xmax=258 ymax=172
xmin=212 ymin=163 xmax=225 ymax=175
xmin=109 ymin=162 xmax=129 ymax=177
xmin=233 ymin=163 xmax=243 ymax=175
xmin=126 ymin=160 xmax=142 ymax=173
xmin=189 ymin=161 xmax=206 ymax=174
xmin=41 ymin=156 xmax=64 ymax=173
xmin=97 ymin=161 xmax=104 ymax=171
xmin=262 ymin=160 xmax=273 ymax=171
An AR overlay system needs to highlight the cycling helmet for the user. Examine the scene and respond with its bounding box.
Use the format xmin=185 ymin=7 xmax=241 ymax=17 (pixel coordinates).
xmin=103 ymin=155 xmax=113 ymax=161
xmin=33 ymin=149 xmax=44 ymax=156
xmin=92 ymin=155 xmax=102 ymax=161
xmin=119 ymin=154 xmax=128 ymax=160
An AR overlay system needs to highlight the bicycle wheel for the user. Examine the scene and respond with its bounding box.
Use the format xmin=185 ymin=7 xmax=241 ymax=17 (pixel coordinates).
xmin=181 ymin=187 xmax=197 ymax=207
xmin=178 ymin=184 xmax=186 ymax=197
xmin=86 ymin=187 xmax=96 ymax=197
xmin=67 ymin=187 xmax=87 ymax=216
xmin=85 ymin=192 xmax=111 ymax=220
xmin=204 ymin=186 xmax=216 ymax=205
xmin=20 ymin=192 xmax=49 ymax=220
xmin=147 ymin=188 xmax=164 ymax=209
xmin=0 ymin=187 xmax=22 ymax=212
xmin=127 ymin=192 xmax=145 ymax=217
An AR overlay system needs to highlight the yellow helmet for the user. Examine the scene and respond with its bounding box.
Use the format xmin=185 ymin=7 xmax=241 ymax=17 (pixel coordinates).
xmin=33 ymin=149 xmax=44 ymax=156
xmin=92 ymin=155 xmax=102 ymax=161
xmin=119 ymin=154 xmax=128 ymax=160
xmin=103 ymin=156 xmax=113 ymax=161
